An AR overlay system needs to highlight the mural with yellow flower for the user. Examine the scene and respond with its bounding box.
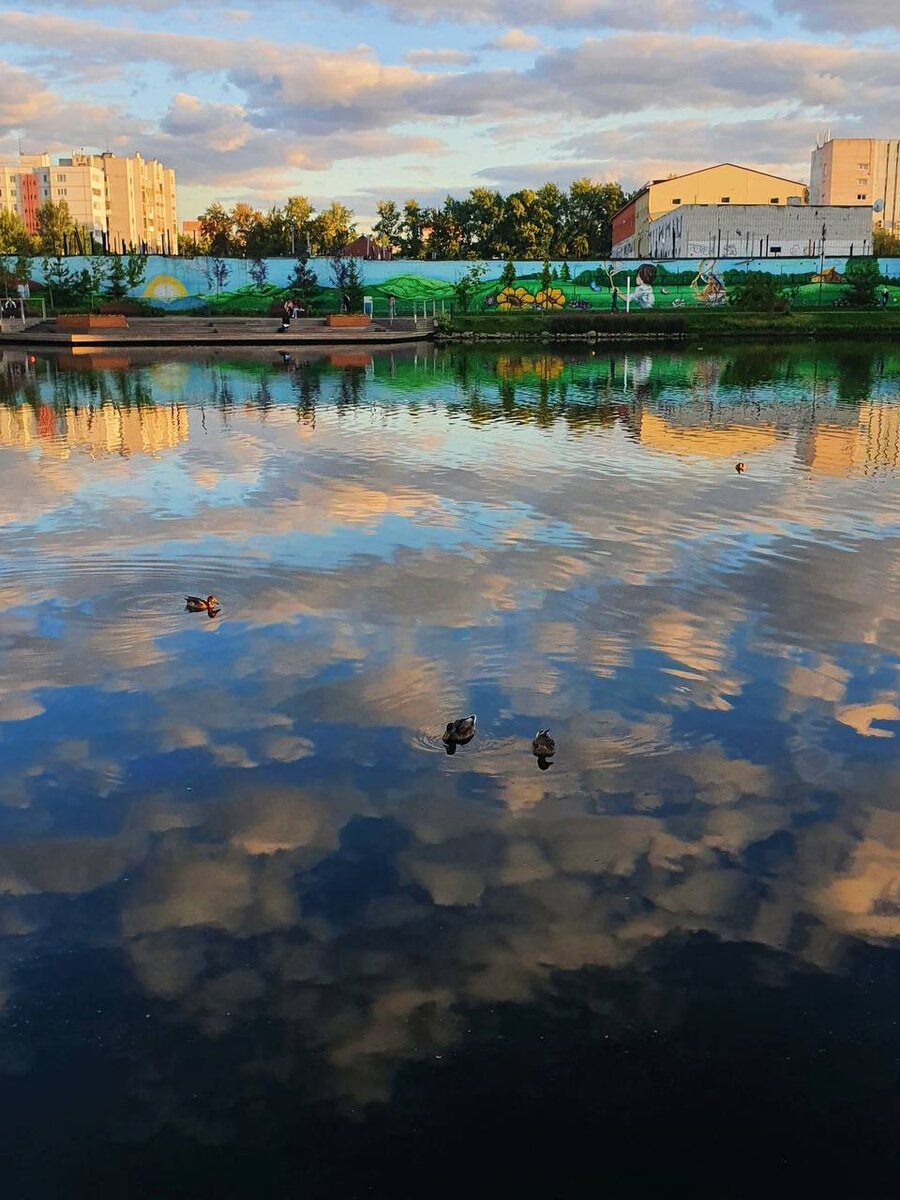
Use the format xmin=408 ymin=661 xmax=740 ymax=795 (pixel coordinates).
xmin=496 ymin=286 xmax=537 ymax=311
xmin=534 ymin=287 xmax=567 ymax=310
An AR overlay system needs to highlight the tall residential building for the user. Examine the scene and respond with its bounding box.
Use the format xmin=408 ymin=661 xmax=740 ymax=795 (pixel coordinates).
xmin=611 ymin=163 xmax=808 ymax=259
xmin=78 ymin=152 xmax=178 ymax=254
xmin=810 ymin=137 xmax=900 ymax=234
xmin=0 ymin=151 xmax=178 ymax=253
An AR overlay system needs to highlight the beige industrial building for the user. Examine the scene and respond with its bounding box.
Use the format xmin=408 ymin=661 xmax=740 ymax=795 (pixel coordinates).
xmin=810 ymin=137 xmax=900 ymax=235
xmin=0 ymin=151 xmax=178 ymax=253
xmin=611 ymin=164 xmax=809 ymax=259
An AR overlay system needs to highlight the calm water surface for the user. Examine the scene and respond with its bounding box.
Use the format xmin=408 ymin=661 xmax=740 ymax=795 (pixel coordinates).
xmin=1 ymin=342 xmax=900 ymax=1197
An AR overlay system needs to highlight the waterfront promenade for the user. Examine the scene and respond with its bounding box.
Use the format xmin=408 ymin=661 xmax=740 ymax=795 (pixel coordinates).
xmin=0 ymin=315 xmax=434 ymax=348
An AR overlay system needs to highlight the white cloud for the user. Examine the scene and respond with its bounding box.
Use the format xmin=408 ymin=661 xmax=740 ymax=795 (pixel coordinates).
xmin=404 ymin=48 xmax=476 ymax=65
xmin=482 ymin=29 xmax=542 ymax=51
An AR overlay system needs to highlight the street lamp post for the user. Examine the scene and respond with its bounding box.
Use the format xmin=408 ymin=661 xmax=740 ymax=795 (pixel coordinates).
xmin=818 ymin=222 xmax=826 ymax=308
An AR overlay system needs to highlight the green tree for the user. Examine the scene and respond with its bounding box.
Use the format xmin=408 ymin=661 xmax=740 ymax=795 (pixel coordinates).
xmin=873 ymin=229 xmax=900 ymax=256
xmin=284 ymin=196 xmax=314 ymax=254
xmin=286 ymin=255 xmax=320 ymax=312
xmin=0 ymin=210 xmax=36 ymax=256
xmin=88 ymin=257 xmax=109 ymax=311
xmin=37 ymin=200 xmax=72 ymax=255
xmin=107 ymin=255 xmax=128 ymax=299
xmin=330 ymin=256 xmax=364 ymax=312
xmin=560 ymin=261 xmax=572 ymax=282
xmin=499 ymin=259 xmax=517 ymax=290
xmin=126 ymin=250 xmax=148 ymax=293
xmin=566 ymin=179 xmax=626 ymax=257
xmin=540 ymin=258 xmax=553 ymax=304
xmin=373 ymin=200 xmax=402 ymax=255
xmin=727 ymin=272 xmax=787 ymax=311
xmin=452 ymin=261 xmax=487 ymax=312
xmin=310 ymin=202 xmax=356 ymax=255
xmin=42 ymin=255 xmax=78 ymax=309
xmin=400 ymin=200 xmax=427 ymax=259
xmin=465 ymin=188 xmax=506 ymax=258
xmin=844 ymin=256 xmax=882 ymax=307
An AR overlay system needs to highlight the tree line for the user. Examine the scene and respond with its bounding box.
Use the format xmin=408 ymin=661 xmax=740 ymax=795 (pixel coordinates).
xmin=189 ymin=180 xmax=627 ymax=260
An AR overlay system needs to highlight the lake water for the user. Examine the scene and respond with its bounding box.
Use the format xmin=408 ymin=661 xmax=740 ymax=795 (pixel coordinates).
xmin=1 ymin=342 xmax=899 ymax=1198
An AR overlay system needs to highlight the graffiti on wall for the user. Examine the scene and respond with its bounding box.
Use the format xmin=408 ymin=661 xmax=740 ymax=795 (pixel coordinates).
xmin=18 ymin=255 xmax=900 ymax=312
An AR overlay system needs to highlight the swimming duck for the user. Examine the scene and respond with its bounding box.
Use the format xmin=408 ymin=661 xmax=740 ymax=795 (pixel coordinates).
xmin=532 ymin=729 xmax=556 ymax=760
xmin=735 ymin=462 xmax=746 ymax=474
xmin=442 ymin=714 xmax=476 ymax=753
xmin=185 ymin=595 xmax=219 ymax=613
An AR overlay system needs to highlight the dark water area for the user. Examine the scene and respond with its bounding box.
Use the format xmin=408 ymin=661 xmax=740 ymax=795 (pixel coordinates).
xmin=1 ymin=341 xmax=899 ymax=1198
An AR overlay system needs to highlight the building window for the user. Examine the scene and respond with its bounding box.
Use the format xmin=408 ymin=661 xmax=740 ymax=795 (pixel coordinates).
xmin=858 ymin=178 xmax=868 ymax=185
xmin=858 ymin=193 xmax=868 ymax=200
xmin=770 ymin=197 xmax=779 ymax=204
xmin=56 ymin=174 xmax=65 ymax=183
xmin=858 ymin=162 xmax=869 ymax=170
xmin=721 ymin=196 xmax=730 ymax=203
xmin=671 ymin=198 xmax=681 ymax=205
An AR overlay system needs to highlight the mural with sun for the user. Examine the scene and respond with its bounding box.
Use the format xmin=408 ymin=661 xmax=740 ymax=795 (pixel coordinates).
xmin=142 ymin=275 xmax=189 ymax=302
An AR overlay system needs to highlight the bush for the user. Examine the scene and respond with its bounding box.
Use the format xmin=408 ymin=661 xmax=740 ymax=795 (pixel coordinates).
xmin=844 ymin=256 xmax=882 ymax=307
xmin=727 ymin=272 xmax=787 ymax=311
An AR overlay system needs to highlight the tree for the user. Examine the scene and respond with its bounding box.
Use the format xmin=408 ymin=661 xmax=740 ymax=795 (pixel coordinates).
xmin=844 ymin=255 xmax=882 ymax=307
xmin=373 ymin=200 xmax=402 ymax=255
xmin=400 ymin=200 xmax=427 ymax=259
xmin=540 ymin=258 xmax=553 ymax=302
xmin=452 ymin=261 xmax=487 ymax=312
xmin=107 ymin=255 xmax=128 ymax=299
xmin=125 ymin=250 xmax=148 ymax=293
xmin=37 ymin=200 xmax=72 ymax=255
xmin=310 ymin=202 xmax=356 ymax=256
xmin=330 ymin=256 xmax=364 ymax=312
xmin=727 ymin=272 xmax=787 ymax=311
xmin=0 ymin=210 xmax=35 ymax=256
xmin=198 ymin=203 xmax=235 ymax=256
xmin=560 ymin=261 xmax=572 ymax=282
xmin=205 ymin=257 xmax=230 ymax=297
xmin=88 ymin=257 xmax=109 ymax=311
xmin=286 ymin=255 xmax=320 ymax=311
xmin=283 ymin=196 xmax=314 ymax=254
xmin=500 ymin=259 xmax=517 ymax=290
xmin=249 ymin=257 xmax=269 ymax=289
xmin=231 ymin=202 xmax=261 ymax=256
xmin=873 ymin=229 xmax=900 ymax=256
xmin=42 ymin=255 xmax=78 ymax=309
xmin=566 ymin=179 xmax=626 ymax=257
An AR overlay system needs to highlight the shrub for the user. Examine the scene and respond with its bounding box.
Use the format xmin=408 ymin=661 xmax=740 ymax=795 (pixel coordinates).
xmin=727 ymin=272 xmax=787 ymax=311
xmin=843 ymin=256 xmax=882 ymax=307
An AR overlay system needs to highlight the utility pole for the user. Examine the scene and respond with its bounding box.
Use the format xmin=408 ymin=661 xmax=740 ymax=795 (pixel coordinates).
xmin=818 ymin=222 xmax=826 ymax=308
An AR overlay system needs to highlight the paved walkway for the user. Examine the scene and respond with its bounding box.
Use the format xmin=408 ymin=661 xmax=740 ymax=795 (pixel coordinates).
xmin=0 ymin=316 xmax=433 ymax=347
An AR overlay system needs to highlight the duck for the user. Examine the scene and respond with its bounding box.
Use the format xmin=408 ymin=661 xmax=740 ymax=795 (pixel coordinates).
xmin=532 ymin=729 xmax=556 ymax=762
xmin=735 ymin=462 xmax=747 ymax=474
xmin=442 ymin=714 xmax=476 ymax=754
xmin=185 ymin=595 xmax=219 ymax=613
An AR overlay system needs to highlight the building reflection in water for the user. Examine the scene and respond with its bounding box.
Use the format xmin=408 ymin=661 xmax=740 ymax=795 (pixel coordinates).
xmin=0 ymin=340 xmax=899 ymax=1196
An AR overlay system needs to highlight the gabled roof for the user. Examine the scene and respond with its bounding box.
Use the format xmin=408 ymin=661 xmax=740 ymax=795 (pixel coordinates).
xmin=612 ymin=163 xmax=808 ymax=221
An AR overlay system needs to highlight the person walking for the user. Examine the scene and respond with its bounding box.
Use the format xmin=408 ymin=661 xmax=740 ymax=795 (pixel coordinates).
xmin=881 ymin=286 xmax=890 ymax=308
xmin=611 ymin=286 xmax=619 ymax=312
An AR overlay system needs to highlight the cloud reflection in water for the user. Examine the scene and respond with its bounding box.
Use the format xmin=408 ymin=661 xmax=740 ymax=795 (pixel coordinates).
xmin=0 ymin=342 xmax=899 ymax=1195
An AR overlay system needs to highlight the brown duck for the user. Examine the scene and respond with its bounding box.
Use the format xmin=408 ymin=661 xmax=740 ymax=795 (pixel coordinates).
xmin=185 ymin=595 xmax=220 ymax=614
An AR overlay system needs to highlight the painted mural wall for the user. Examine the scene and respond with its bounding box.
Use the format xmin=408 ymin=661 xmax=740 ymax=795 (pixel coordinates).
xmin=21 ymin=255 xmax=900 ymax=312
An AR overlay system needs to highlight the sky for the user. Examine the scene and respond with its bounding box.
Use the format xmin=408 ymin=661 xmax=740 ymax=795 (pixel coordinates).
xmin=2 ymin=0 xmax=900 ymax=227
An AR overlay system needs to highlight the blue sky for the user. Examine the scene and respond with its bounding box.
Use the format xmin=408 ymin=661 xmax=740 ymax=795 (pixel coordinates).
xmin=2 ymin=0 xmax=900 ymax=227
